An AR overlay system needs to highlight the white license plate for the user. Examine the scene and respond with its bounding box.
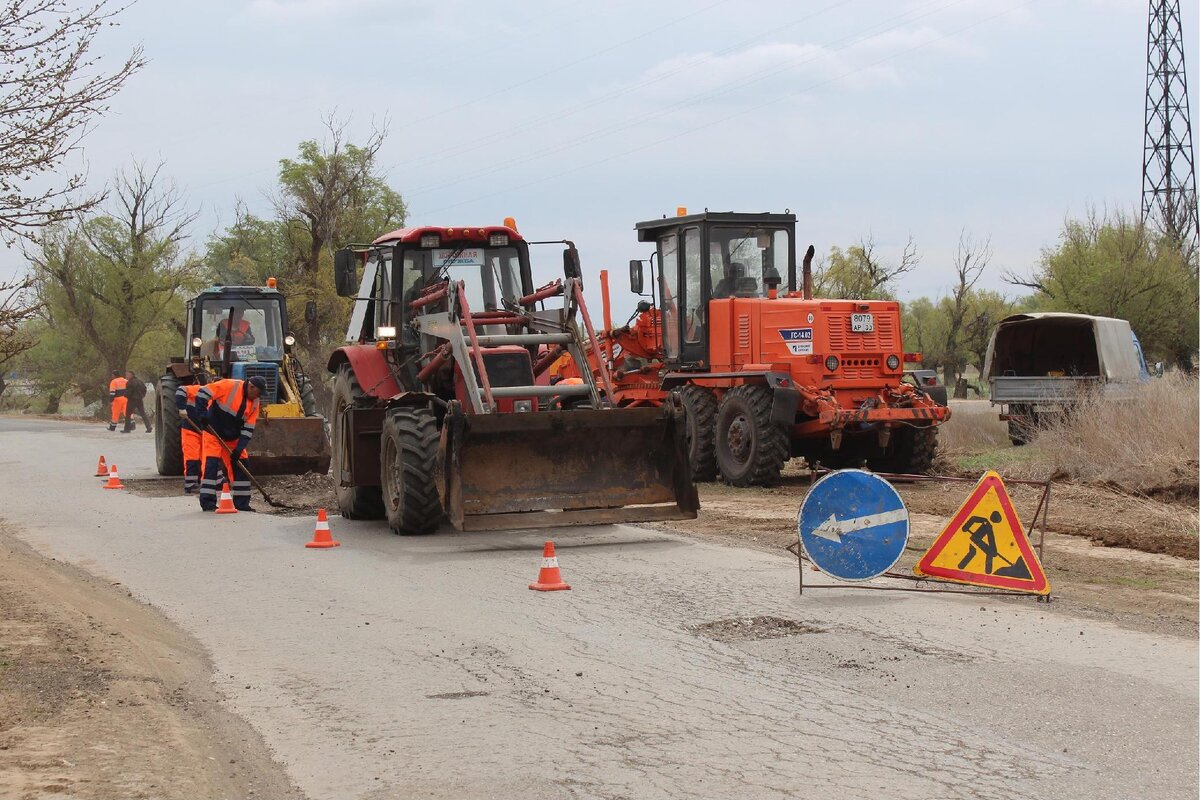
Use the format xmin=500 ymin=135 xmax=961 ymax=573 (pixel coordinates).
xmin=851 ymin=313 xmax=874 ymax=332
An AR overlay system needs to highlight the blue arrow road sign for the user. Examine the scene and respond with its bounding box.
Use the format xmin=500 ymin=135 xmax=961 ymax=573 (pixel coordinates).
xmin=798 ymin=469 xmax=909 ymax=582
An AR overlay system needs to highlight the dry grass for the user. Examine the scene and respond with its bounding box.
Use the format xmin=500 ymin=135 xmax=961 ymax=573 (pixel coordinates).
xmin=996 ymin=373 xmax=1200 ymax=498
xmin=936 ymin=399 xmax=1011 ymax=454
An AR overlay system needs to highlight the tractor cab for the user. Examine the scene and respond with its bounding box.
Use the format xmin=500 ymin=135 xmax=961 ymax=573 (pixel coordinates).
xmin=633 ymin=211 xmax=796 ymax=369
xmin=185 ymin=285 xmax=293 ymax=404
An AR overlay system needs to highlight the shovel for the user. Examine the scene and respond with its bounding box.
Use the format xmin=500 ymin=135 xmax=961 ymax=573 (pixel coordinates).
xmin=202 ymin=423 xmax=293 ymax=510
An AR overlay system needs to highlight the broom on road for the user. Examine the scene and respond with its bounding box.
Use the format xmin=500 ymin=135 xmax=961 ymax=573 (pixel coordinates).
xmin=201 ymin=423 xmax=295 ymax=510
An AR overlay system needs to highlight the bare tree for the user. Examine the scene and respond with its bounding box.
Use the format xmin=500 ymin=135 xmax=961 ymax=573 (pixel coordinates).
xmin=941 ymin=231 xmax=992 ymax=392
xmin=0 ymin=1 xmax=146 ymax=241
xmin=814 ymin=235 xmax=919 ymax=299
xmin=0 ymin=274 xmax=40 ymax=398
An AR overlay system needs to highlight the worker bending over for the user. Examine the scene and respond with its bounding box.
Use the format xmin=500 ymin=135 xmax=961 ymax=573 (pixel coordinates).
xmin=107 ymin=371 xmax=127 ymax=432
xmin=174 ymin=374 xmax=209 ymax=494
xmin=194 ymin=376 xmax=264 ymax=512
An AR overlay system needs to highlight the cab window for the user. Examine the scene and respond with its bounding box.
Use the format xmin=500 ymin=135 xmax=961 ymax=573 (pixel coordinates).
xmin=709 ymin=227 xmax=790 ymax=298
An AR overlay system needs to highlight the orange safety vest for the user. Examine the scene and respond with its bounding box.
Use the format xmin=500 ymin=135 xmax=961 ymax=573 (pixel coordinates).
xmin=108 ymin=376 xmax=127 ymax=397
xmin=196 ymin=378 xmax=260 ymax=443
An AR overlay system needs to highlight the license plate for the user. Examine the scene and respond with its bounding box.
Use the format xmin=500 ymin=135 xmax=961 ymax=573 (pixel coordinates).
xmin=851 ymin=313 xmax=874 ymax=332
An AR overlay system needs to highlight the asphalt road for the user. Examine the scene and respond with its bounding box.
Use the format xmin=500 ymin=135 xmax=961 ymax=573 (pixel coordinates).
xmin=0 ymin=417 xmax=1196 ymax=800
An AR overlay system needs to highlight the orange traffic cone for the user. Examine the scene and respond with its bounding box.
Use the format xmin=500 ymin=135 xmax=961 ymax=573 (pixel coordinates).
xmin=102 ymin=464 xmax=124 ymax=490
xmin=305 ymin=508 xmax=340 ymax=549
xmin=94 ymin=455 xmax=107 ymax=477
xmin=215 ymin=483 xmax=238 ymax=514
xmin=529 ymin=540 xmax=571 ymax=591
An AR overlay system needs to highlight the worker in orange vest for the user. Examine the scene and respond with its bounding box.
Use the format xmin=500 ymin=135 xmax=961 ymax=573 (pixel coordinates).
xmin=194 ymin=376 xmax=264 ymax=511
xmin=107 ymin=371 xmax=127 ymax=431
xmin=174 ymin=374 xmax=209 ymax=494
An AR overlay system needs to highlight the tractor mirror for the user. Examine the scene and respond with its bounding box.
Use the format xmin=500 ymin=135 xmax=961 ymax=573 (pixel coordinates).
xmin=629 ymin=260 xmax=644 ymax=295
xmin=563 ymin=245 xmax=582 ymax=283
xmin=334 ymin=248 xmax=357 ymax=297
xmin=304 ymin=301 xmax=317 ymax=324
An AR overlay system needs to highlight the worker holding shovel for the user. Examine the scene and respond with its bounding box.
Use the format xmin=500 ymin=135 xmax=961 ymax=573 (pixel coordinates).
xmin=194 ymin=376 xmax=264 ymax=512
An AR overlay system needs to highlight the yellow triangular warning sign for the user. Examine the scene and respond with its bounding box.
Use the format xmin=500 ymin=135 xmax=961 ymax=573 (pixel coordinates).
xmin=915 ymin=471 xmax=1050 ymax=595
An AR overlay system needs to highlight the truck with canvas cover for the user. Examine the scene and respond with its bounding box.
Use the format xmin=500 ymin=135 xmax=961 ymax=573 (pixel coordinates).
xmin=155 ymin=281 xmax=332 ymax=475
xmin=557 ymin=210 xmax=949 ymax=486
xmin=983 ymin=312 xmax=1154 ymax=444
xmin=327 ymin=221 xmax=697 ymax=534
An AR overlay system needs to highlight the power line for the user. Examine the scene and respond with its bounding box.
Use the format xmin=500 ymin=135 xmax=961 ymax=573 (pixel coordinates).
xmin=404 ymin=0 xmax=975 ymax=201
xmin=414 ymin=0 xmax=1039 ymax=218
xmin=385 ymin=0 xmax=855 ymax=174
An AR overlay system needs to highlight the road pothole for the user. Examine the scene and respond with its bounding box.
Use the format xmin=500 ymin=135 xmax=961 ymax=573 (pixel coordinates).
xmin=689 ymin=616 xmax=825 ymax=643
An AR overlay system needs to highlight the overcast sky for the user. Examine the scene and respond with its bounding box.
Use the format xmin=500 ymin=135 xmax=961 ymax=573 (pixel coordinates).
xmin=6 ymin=0 xmax=1199 ymax=318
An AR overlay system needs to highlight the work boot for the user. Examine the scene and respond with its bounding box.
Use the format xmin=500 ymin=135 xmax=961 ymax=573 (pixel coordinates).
xmin=145 ymin=426 xmax=153 ymax=433
xmin=107 ymin=423 xmax=116 ymax=431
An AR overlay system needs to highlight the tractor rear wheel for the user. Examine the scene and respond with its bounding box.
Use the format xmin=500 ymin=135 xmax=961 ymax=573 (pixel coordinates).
xmin=678 ymin=385 xmax=718 ymax=482
xmin=380 ymin=407 xmax=443 ymax=535
xmin=155 ymin=374 xmax=183 ymax=476
xmin=715 ymin=385 xmax=790 ymax=487
xmin=331 ymin=364 xmax=385 ymax=519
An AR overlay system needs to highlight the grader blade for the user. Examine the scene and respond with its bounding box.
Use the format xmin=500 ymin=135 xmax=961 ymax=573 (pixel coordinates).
xmin=444 ymin=406 xmax=699 ymax=532
xmin=246 ymin=416 xmax=332 ymax=476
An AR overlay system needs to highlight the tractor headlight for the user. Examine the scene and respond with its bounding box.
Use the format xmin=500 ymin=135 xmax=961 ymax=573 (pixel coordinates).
xmin=191 ymin=336 xmax=203 ymax=349
xmin=824 ymin=355 xmax=840 ymax=372
xmin=284 ymin=334 xmax=296 ymax=347
xmin=420 ymin=234 xmax=440 ymax=248
xmin=886 ymin=354 xmax=900 ymax=370
xmin=514 ymin=399 xmax=533 ymax=412
xmin=488 ymin=233 xmax=509 ymax=247
xmin=376 ymin=325 xmax=397 ymax=339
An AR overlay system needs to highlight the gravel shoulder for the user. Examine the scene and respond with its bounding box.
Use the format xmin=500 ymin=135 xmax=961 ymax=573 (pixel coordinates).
xmin=0 ymin=522 xmax=304 ymax=800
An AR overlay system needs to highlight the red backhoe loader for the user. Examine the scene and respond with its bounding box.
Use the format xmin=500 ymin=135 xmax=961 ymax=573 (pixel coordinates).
xmin=327 ymin=221 xmax=697 ymax=533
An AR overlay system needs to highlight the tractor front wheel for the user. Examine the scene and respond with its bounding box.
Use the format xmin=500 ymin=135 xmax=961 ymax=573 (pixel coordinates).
xmin=331 ymin=364 xmax=385 ymax=519
xmin=380 ymin=407 xmax=443 ymax=535
xmin=155 ymin=374 xmax=183 ymax=476
xmin=297 ymin=371 xmax=318 ymax=417
xmin=869 ymin=426 xmax=939 ymax=474
xmin=678 ymin=385 xmax=718 ymax=482
xmin=714 ymin=385 xmax=790 ymax=487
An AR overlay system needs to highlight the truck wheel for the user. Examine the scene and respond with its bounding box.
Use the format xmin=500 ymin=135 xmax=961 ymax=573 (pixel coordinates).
xmin=678 ymin=385 xmax=718 ymax=482
xmin=1007 ymin=406 xmax=1035 ymax=446
xmin=715 ymin=385 xmax=789 ymax=487
xmin=297 ymin=371 xmax=318 ymax=416
xmin=875 ymin=426 xmax=938 ymax=474
xmin=155 ymin=374 xmax=183 ymax=476
xmin=331 ymin=364 xmax=384 ymax=519
xmin=380 ymin=407 xmax=444 ymax=535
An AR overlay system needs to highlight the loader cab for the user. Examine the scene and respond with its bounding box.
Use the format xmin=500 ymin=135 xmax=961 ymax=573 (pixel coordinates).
xmin=340 ymin=226 xmax=536 ymax=344
xmin=634 ymin=211 xmax=796 ymax=367
xmin=187 ymin=288 xmax=288 ymax=364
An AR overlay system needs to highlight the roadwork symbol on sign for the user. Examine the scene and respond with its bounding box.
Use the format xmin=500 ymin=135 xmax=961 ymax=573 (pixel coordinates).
xmin=798 ymin=469 xmax=909 ymax=582
xmin=914 ymin=470 xmax=1050 ymax=595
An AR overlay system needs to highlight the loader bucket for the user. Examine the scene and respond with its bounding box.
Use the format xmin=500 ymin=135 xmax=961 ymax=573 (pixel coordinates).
xmin=246 ymin=415 xmax=332 ymax=476
xmin=443 ymin=405 xmax=699 ymax=532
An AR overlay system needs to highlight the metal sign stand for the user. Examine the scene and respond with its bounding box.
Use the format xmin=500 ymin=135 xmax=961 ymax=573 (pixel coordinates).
xmin=793 ymin=467 xmax=1054 ymax=601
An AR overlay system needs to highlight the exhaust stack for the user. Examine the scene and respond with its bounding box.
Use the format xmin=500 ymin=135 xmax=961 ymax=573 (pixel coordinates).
xmin=802 ymin=244 xmax=815 ymax=300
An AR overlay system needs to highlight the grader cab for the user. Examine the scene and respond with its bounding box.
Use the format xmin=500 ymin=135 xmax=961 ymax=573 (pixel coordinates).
xmin=327 ymin=222 xmax=697 ymax=534
xmin=154 ymin=282 xmax=331 ymax=476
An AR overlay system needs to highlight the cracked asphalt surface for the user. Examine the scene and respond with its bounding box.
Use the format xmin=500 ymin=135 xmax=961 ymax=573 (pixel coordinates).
xmin=0 ymin=417 xmax=1196 ymax=800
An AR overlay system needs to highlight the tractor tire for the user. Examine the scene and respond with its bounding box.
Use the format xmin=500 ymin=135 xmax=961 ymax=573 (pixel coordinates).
xmin=870 ymin=426 xmax=939 ymax=474
xmin=297 ymin=371 xmax=318 ymax=417
xmin=155 ymin=374 xmax=184 ymax=476
xmin=677 ymin=385 xmax=718 ymax=482
xmin=714 ymin=384 xmax=790 ymax=487
xmin=380 ymin=407 xmax=444 ymax=535
xmin=331 ymin=364 xmax=385 ymax=519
